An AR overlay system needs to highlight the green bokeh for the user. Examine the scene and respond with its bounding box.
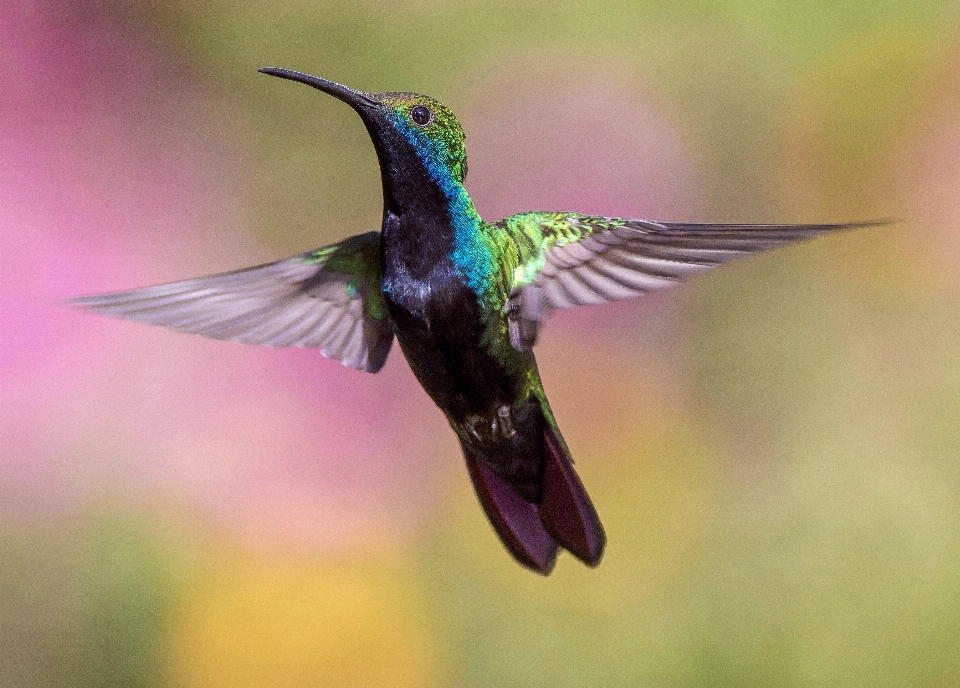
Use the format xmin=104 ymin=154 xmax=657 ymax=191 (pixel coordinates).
xmin=1 ymin=515 xmax=184 ymax=688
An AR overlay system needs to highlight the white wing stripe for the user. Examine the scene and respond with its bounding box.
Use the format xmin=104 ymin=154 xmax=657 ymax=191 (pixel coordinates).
xmin=589 ymin=258 xmax=676 ymax=291
xmin=339 ymin=322 xmax=366 ymax=366
xmin=579 ymin=234 xmax=620 ymax=252
xmin=309 ymin=306 xmax=351 ymax=344
xmin=621 ymin=243 xmax=742 ymax=265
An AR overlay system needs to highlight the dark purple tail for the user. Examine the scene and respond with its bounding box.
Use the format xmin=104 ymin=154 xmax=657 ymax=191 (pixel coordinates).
xmin=460 ymin=425 xmax=605 ymax=574
xmin=463 ymin=448 xmax=559 ymax=573
xmin=538 ymin=425 xmax=605 ymax=566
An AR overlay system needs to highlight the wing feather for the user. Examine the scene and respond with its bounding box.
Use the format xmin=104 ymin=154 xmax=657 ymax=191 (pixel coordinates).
xmin=500 ymin=213 xmax=889 ymax=350
xmin=72 ymin=231 xmax=393 ymax=373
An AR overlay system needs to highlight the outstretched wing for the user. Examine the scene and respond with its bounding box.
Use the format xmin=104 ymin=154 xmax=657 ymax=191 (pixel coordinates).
xmin=500 ymin=212 xmax=886 ymax=350
xmin=72 ymin=231 xmax=394 ymax=373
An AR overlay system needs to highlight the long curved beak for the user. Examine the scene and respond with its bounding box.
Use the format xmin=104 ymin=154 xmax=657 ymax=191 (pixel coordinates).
xmin=258 ymin=67 xmax=379 ymax=109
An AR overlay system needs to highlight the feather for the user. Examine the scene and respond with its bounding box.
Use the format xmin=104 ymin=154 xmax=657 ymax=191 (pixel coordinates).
xmin=499 ymin=214 xmax=891 ymax=350
xmin=72 ymin=231 xmax=393 ymax=373
xmin=462 ymin=439 xmax=559 ymax=574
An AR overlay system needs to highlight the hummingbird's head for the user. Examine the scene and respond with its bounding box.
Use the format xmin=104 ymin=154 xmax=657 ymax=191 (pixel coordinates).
xmin=373 ymin=92 xmax=468 ymax=185
xmin=259 ymin=68 xmax=469 ymax=213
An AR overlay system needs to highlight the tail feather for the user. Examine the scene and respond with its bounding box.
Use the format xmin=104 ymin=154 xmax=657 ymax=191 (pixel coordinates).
xmin=460 ymin=418 xmax=605 ymax=572
xmin=538 ymin=425 xmax=606 ymax=566
xmin=462 ymin=442 xmax=559 ymax=574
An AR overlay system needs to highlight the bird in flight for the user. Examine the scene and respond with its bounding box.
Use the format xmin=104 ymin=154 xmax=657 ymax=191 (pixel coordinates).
xmin=73 ymin=68 xmax=882 ymax=574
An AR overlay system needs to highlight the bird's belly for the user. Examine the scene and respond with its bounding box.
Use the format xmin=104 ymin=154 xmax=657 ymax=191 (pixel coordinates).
xmin=384 ymin=270 xmax=547 ymax=500
xmin=384 ymin=277 xmax=530 ymax=424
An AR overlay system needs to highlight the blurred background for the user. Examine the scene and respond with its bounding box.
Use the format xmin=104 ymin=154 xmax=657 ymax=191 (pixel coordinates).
xmin=3 ymin=1 xmax=960 ymax=685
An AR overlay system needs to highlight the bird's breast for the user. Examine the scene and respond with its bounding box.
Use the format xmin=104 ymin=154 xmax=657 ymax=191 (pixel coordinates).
xmin=381 ymin=257 xmax=466 ymax=322
xmin=380 ymin=208 xmax=476 ymax=321
xmin=379 ymin=208 xmax=530 ymax=419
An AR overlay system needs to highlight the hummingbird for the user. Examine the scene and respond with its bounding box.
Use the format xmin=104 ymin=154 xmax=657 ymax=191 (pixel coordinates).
xmin=73 ymin=67 xmax=881 ymax=574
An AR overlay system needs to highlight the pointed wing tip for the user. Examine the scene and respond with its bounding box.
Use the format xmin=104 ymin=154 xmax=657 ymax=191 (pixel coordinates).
xmin=798 ymin=217 xmax=903 ymax=233
xmin=858 ymin=217 xmax=903 ymax=228
xmin=66 ymin=294 xmax=102 ymax=308
xmin=64 ymin=293 xmax=134 ymax=316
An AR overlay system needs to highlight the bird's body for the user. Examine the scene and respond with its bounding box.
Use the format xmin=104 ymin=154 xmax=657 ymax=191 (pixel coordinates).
xmin=73 ymin=68 xmax=882 ymax=574
xmin=373 ymin=111 xmax=602 ymax=567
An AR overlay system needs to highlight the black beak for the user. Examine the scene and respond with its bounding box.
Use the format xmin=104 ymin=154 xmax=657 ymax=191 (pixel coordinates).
xmin=258 ymin=68 xmax=379 ymax=109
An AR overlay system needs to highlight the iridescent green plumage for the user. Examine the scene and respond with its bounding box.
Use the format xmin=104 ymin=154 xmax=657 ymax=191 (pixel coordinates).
xmin=73 ymin=67 xmax=886 ymax=574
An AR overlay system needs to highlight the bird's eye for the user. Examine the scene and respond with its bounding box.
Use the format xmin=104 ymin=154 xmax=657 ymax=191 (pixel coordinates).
xmin=410 ymin=105 xmax=432 ymax=126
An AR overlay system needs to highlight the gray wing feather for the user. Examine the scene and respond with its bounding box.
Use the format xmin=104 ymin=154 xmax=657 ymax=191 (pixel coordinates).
xmin=509 ymin=219 xmax=887 ymax=351
xmin=72 ymin=234 xmax=394 ymax=373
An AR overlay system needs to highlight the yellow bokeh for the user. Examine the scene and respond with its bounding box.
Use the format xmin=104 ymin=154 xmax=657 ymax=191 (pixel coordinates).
xmin=168 ymin=550 xmax=439 ymax=688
